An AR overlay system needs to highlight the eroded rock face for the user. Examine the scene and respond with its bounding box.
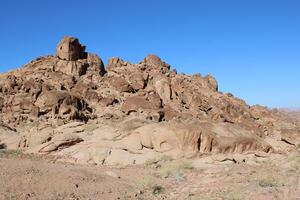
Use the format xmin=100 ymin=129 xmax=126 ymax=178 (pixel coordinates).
xmin=0 ymin=36 xmax=299 ymax=166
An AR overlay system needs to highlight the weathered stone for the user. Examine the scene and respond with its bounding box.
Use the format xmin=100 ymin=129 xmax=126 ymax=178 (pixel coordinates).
xmin=121 ymin=94 xmax=161 ymax=114
xmin=34 ymin=133 xmax=84 ymax=153
xmin=0 ymin=97 xmax=4 ymax=111
xmin=109 ymin=77 xmax=133 ymax=93
xmin=143 ymin=54 xmax=170 ymax=71
xmin=204 ymin=75 xmax=218 ymax=91
xmin=56 ymin=36 xmax=86 ymax=61
xmin=86 ymin=53 xmax=106 ymax=76
xmin=35 ymin=90 xmax=90 ymax=121
xmin=56 ymin=60 xmax=88 ymax=76
xmin=154 ymin=76 xmax=171 ymax=105
xmin=0 ymin=75 xmax=17 ymax=94
xmin=128 ymin=72 xmax=145 ymax=91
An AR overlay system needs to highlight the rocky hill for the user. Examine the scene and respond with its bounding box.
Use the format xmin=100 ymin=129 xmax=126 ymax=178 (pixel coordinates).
xmin=0 ymin=37 xmax=299 ymax=165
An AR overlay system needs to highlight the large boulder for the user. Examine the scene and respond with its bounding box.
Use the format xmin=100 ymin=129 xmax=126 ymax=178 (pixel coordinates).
xmin=35 ymin=90 xmax=90 ymax=121
xmin=86 ymin=53 xmax=106 ymax=76
xmin=134 ymin=120 xmax=272 ymax=158
xmin=128 ymin=72 xmax=146 ymax=91
xmin=55 ymin=37 xmax=106 ymax=77
xmin=56 ymin=36 xmax=87 ymax=61
xmin=143 ymin=54 xmax=170 ymax=71
xmin=31 ymin=133 xmax=84 ymax=153
xmin=121 ymin=93 xmax=162 ymax=114
xmin=154 ymin=76 xmax=171 ymax=105
xmin=0 ymin=124 xmax=20 ymax=149
xmin=0 ymin=75 xmax=18 ymax=94
xmin=135 ymin=121 xmax=201 ymax=158
xmin=108 ymin=77 xmax=133 ymax=93
xmin=204 ymin=75 xmax=218 ymax=91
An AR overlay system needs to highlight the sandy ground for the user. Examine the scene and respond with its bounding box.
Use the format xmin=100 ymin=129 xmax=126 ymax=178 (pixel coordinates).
xmin=0 ymin=151 xmax=300 ymax=200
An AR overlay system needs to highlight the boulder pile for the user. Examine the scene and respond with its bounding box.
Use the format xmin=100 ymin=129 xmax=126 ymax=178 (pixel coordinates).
xmin=0 ymin=36 xmax=299 ymax=165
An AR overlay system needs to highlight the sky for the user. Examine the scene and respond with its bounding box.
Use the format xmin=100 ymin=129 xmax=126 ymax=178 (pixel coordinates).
xmin=0 ymin=0 xmax=299 ymax=108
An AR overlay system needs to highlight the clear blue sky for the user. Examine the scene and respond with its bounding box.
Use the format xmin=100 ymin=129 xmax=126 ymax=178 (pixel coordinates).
xmin=0 ymin=0 xmax=299 ymax=108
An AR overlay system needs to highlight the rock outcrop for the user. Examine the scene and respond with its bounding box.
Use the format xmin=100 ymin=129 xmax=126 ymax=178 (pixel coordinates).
xmin=56 ymin=36 xmax=87 ymax=61
xmin=0 ymin=36 xmax=299 ymax=166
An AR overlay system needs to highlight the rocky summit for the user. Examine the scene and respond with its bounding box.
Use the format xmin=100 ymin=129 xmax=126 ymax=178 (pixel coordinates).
xmin=0 ymin=36 xmax=299 ymax=166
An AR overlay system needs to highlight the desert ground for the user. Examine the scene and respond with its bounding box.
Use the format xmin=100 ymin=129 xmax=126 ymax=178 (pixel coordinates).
xmin=0 ymin=149 xmax=299 ymax=200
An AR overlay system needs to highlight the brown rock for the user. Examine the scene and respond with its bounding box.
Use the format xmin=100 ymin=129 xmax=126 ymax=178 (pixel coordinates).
xmin=204 ymin=75 xmax=218 ymax=91
xmin=190 ymin=95 xmax=212 ymax=112
xmin=154 ymin=76 xmax=171 ymax=105
xmin=99 ymin=97 xmax=116 ymax=107
xmin=143 ymin=55 xmax=170 ymax=72
xmin=121 ymin=94 xmax=161 ymax=114
xmin=0 ymin=75 xmax=17 ymax=94
xmin=109 ymin=77 xmax=133 ymax=93
xmin=0 ymin=97 xmax=4 ymax=111
xmin=128 ymin=72 xmax=146 ymax=91
xmin=36 ymin=133 xmax=84 ymax=153
xmin=56 ymin=36 xmax=87 ymax=61
xmin=86 ymin=53 xmax=106 ymax=76
xmin=35 ymin=90 xmax=90 ymax=121
xmin=56 ymin=60 xmax=88 ymax=76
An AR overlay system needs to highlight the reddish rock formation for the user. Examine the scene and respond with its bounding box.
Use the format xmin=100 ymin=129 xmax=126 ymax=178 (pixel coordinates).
xmin=0 ymin=36 xmax=299 ymax=166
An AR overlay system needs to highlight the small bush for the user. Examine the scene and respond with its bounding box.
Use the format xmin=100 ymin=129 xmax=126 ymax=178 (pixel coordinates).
xmin=152 ymin=185 xmax=165 ymax=195
xmin=144 ymin=158 xmax=159 ymax=166
xmin=159 ymin=155 xmax=173 ymax=162
xmin=258 ymin=175 xmax=284 ymax=188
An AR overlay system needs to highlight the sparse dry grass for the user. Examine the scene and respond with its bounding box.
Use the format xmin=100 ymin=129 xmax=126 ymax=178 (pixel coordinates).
xmin=288 ymin=153 xmax=300 ymax=173
xmin=0 ymin=149 xmax=23 ymax=157
xmin=158 ymin=159 xmax=193 ymax=178
xmin=188 ymin=196 xmax=217 ymax=200
xmin=258 ymin=174 xmax=286 ymax=188
xmin=135 ymin=175 xmax=165 ymax=196
xmin=84 ymin=123 xmax=98 ymax=134
xmin=159 ymin=155 xmax=174 ymax=162
xmin=224 ymin=191 xmax=246 ymax=200
xmin=144 ymin=155 xmax=174 ymax=166
xmin=136 ymin=175 xmax=157 ymax=189
xmin=144 ymin=158 xmax=159 ymax=166
xmin=187 ymin=190 xmax=246 ymax=200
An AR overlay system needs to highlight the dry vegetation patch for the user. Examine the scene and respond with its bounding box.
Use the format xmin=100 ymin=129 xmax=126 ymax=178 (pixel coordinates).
xmin=158 ymin=159 xmax=193 ymax=178
xmin=0 ymin=149 xmax=23 ymax=157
